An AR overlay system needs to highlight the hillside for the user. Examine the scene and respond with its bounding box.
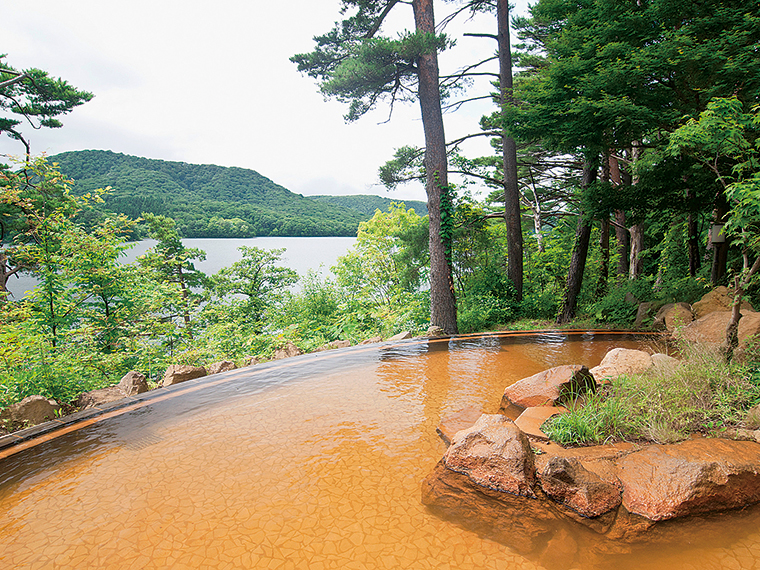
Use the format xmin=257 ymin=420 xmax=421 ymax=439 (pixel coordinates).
xmin=311 ymin=194 xmax=428 ymax=217
xmin=50 ymin=150 xmax=366 ymax=237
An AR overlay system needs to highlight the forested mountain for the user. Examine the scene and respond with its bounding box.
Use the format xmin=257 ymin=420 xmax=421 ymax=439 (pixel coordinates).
xmin=50 ymin=150 xmax=366 ymax=237
xmin=311 ymin=194 xmax=428 ymax=217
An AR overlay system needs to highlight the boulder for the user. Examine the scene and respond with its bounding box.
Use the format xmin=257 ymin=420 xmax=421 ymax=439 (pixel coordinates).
xmin=0 ymin=395 xmax=60 ymax=427
xmin=693 ymin=286 xmax=755 ymax=319
xmin=206 ymin=360 xmax=237 ymax=375
xmin=443 ymin=414 xmax=537 ymax=497
xmin=677 ymin=310 xmax=760 ymax=348
xmin=500 ymin=365 xmax=595 ymax=409
xmin=161 ymin=364 xmax=207 ymax=387
xmin=421 ymin=459 xmax=562 ymax=555
xmin=436 ymin=406 xmax=482 ymax=445
xmin=77 ymin=386 xmax=128 ymax=410
xmin=427 ymin=325 xmax=445 ymax=337
xmin=118 ymin=371 xmax=148 ymax=396
xmin=616 ymin=438 xmax=760 ymax=521
xmin=537 ymin=456 xmax=622 ymax=518
xmin=387 ymin=331 xmax=412 ymax=341
xmin=633 ymin=302 xmax=655 ymax=329
xmin=649 ymin=353 xmax=680 ymax=374
xmin=590 ymin=348 xmax=653 ymax=384
xmin=245 ymin=356 xmax=260 ymax=366
xmin=315 ymin=339 xmax=351 ymax=352
xmin=652 ymin=302 xmax=693 ymax=331
xmin=273 ymin=342 xmax=302 ymax=360
xmin=359 ymin=336 xmax=383 ymax=345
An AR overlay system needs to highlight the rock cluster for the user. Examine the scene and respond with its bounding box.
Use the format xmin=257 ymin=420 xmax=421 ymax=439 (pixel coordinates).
xmin=424 ymin=412 xmax=760 ymax=567
xmin=634 ymin=286 xmax=760 ymax=351
xmin=425 ymin=343 xmax=760 ymax=567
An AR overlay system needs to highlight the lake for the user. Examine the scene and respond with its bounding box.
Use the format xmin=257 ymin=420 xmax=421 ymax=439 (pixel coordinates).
xmin=4 ymin=236 xmax=357 ymax=298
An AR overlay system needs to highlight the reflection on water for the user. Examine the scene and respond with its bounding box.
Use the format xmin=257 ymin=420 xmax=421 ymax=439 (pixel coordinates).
xmin=1 ymin=332 xmax=758 ymax=569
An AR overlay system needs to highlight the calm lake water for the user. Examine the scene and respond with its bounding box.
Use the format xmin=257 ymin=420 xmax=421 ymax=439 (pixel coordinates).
xmin=5 ymin=236 xmax=357 ymax=298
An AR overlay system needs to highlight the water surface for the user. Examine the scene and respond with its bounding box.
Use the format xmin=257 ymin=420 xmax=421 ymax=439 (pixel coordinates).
xmin=2 ymin=332 xmax=759 ymax=569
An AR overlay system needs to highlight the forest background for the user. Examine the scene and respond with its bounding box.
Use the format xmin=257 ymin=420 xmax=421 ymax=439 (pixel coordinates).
xmin=1 ymin=0 xmax=759 ymax=413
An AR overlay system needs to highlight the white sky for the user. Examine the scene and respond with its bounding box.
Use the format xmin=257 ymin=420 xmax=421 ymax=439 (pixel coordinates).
xmin=2 ymin=0 xmax=530 ymax=202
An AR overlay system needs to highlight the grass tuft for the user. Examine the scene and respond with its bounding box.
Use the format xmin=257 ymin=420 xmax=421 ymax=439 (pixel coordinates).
xmin=543 ymin=341 xmax=760 ymax=446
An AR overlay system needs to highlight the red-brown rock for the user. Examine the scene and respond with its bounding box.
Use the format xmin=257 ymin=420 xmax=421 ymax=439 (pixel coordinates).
xmin=0 ymin=395 xmax=60 ymax=427
xmin=161 ymin=364 xmax=207 ymax=387
xmin=616 ymin=438 xmax=760 ymax=521
xmin=677 ymin=310 xmax=760 ymax=348
xmin=117 ymin=370 xmax=148 ymax=395
xmin=514 ymin=406 xmax=568 ymax=442
xmin=77 ymin=386 xmax=128 ymax=410
xmin=500 ymin=365 xmax=595 ymax=409
xmin=537 ymin=456 xmax=622 ymax=518
xmin=315 ymin=339 xmax=351 ymax=352
xmin=436 ymin=406 xmax=482 ymax=445
xmin=273 ymin=342 xmax=302 ymax=360
xmin=206 ymin=360 xmax=237 ymax=375
xmin=421 ymin=460 xmax=562 ymax=555
xmin=443 ymin=414 xmax=537 ymax=497
xmin=590 ymin=348 xmax=652 ymax=384
xmin=693 ymin=286 xmax=755 ymax=319
xmin=653 ymin=302 xmax=693 ymax=331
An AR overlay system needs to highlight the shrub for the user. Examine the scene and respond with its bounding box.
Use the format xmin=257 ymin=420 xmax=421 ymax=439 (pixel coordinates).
xmin=543 ymin=342 xmax=760 ymax=445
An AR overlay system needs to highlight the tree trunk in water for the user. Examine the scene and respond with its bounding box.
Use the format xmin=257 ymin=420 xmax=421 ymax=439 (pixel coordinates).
xmin=556 ymin=161 xmax=597 ymax=324
xmin=413 ymin=0 xmax=457 ymax=334
xmin=498 ymin=0 xmax=523 ymax=301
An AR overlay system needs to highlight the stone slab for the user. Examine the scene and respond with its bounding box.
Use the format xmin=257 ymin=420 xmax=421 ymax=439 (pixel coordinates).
xmin=515 ymin=406 xmax=568 ymax=442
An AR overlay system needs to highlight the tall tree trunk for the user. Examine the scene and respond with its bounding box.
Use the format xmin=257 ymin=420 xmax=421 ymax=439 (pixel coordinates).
xmin=498 ymin=0 xmax=523 ymax=301
xmin=413 ymin=0 xmax=457 ymax=334
xmin=710 ymin=202 xmax=730 ymax=285
xmin=628 ymin=224 xmax=644 ymax=279
xmin=597 ymin=218 xmax=610 ymax=297
xmin=608 ymin=153 xmax=628 ymax=279
xmin=626 ymin=145 xmax=644 ymax=279
xmin=614 ymin=210 xmax=629 ymax=278
xmin=687 ymin=211 xmax=700 ymax=277
xmin=556 ymin=160 xmax=597 ymax=324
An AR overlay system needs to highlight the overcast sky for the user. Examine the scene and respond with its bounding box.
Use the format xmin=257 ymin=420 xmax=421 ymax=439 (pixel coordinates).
xmin=2 ymin=0 xmax=530 ymax=202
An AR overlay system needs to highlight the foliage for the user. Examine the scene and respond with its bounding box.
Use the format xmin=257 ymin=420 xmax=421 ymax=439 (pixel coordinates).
xmin=0 ymin=55 xmax=93 ymax=155
xmin=668 ymin=97 xmax=760 ymax=256
xmin=209 ymin=246 xmax=298 ymax=328
xmin=334 ymin=204 xmax=428 ymax=305
xmin=49 ymin=150 xmax=366 ymax=238
xmin=544 ymin=343 xmax=760 ymax=445
xmin=311 ymin=193 xmax=428 ymax=217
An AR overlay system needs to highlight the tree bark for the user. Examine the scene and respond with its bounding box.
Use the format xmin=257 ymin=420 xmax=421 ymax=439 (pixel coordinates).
xmin=608 ymin=153 xmax=628 ymax=279
xmin=413 ymin=0 xmax=457 ymax=334
xmin=710 ymin=203 xmax=730 ymax=284
xmin=498 ymin=0 xmax=523 ymax=301
xmin=628 ymin=224 xmax=644 ymax=279
xmin=597 ymin=217 xmax=610 ymax=298
xmin=556 ymin=160 xmax=597 ymax=324
xmin=687 ymin=211 xmax=700 ymax=277
xmin=723 ymin=255 xmax=760 ymax=361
